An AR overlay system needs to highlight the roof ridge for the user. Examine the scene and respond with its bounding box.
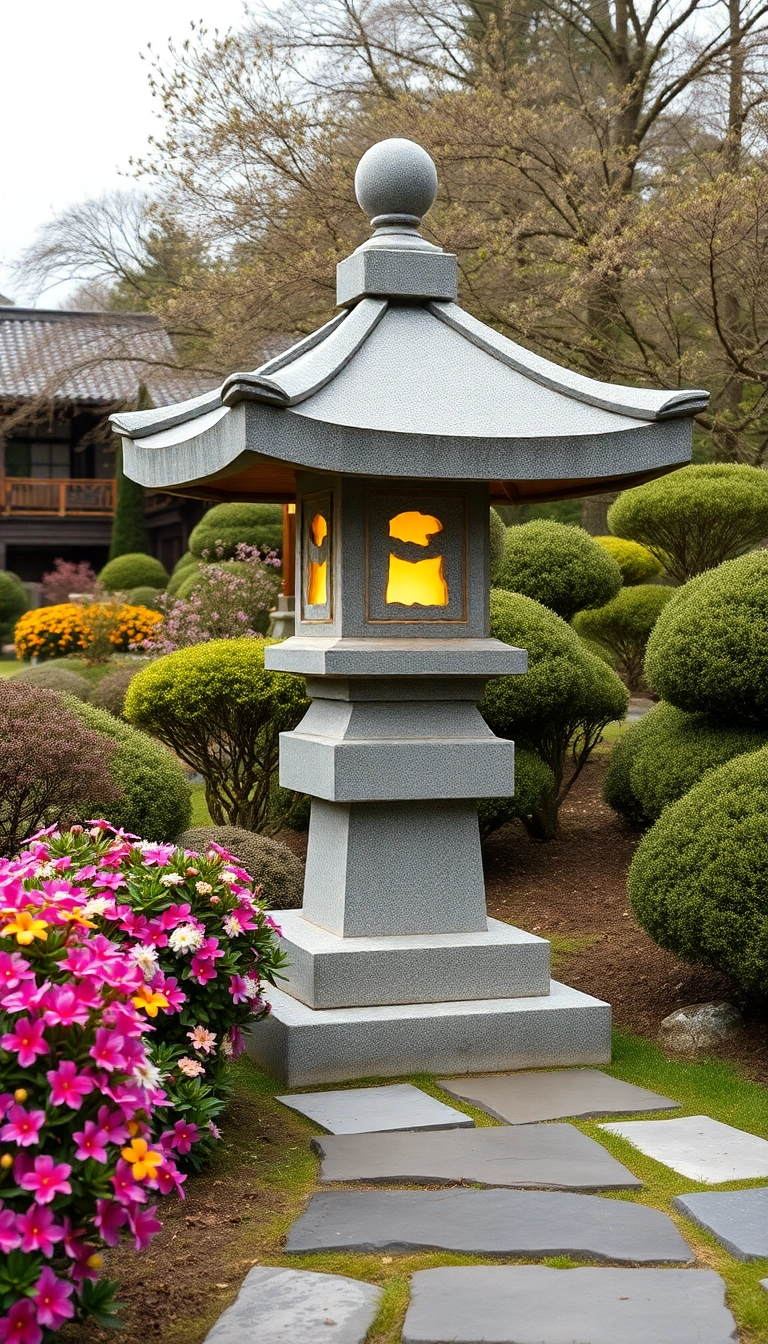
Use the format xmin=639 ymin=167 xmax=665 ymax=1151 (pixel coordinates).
xmin=0 ymin=308 xmax=161 ymax=325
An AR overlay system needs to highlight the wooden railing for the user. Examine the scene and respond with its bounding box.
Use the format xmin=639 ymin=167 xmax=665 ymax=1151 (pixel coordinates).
xmin=0 ymin=478 xmax=116 ymax=516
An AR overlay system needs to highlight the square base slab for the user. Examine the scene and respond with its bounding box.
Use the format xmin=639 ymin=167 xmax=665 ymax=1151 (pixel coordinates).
xmin=275 ymin=911 xmax=550 ymax=1008
xmin=246 ymin=981 xmax=611 ymax=1087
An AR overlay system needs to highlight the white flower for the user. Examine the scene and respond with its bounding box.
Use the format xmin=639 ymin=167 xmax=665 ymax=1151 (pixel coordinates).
xmin=223 ymin=913 xmax=242 ymax=938
xmin=82 ymin=896 xmax=110 ymax=918
xmin=34 ymin=861 xmax=56 ymax=879
xmin=168 ymin=923 xmax=204 ymax=955
xmin=243 ymin=974 xmax=260 ymax=999
xmin=220 ymin=870 xmax=238 ymax=885
xmin=178 ymin=1056 xmax=205 ymax=1078
xmin=195 ymin=881 xmax=213 ymax=896
xmin=220 ymin=1037 xmax=234 ymax=1060
xmin=130 ymin=944 xmax=159 ymax=981
xmin=133 ymin=1058 xmax=163 ymax=1091
xmin=160 ymin=872 xmax=185 ymax=887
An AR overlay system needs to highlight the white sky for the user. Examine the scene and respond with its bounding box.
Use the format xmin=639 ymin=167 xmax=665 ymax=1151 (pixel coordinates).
xmin=0 ymin=0 xmax=249 ymax=307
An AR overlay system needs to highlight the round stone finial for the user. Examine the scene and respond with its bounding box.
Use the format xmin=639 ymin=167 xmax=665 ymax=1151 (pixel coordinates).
xmin=355 ymin=138 xmax=438 ymax=229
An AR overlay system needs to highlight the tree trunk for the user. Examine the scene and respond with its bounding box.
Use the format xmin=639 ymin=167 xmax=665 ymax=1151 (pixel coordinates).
xmin=581 ymin=492 xmax=618 ymax=535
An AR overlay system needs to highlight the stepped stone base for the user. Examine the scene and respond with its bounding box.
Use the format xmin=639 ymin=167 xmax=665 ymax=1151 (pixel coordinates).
xmin=246 ymin=981 xmax=611 ymax=1087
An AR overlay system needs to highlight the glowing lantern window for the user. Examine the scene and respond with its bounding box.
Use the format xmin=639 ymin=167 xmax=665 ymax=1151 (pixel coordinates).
xmin=389 ymin=511 xmax=443 ymax=546
xmin=302 ymin=496 xmax=332 ymax=620
xmin=385 ymin=510 xmax=448 ymax=607
xmin=307 ymin=512 xmax=328 ymax=605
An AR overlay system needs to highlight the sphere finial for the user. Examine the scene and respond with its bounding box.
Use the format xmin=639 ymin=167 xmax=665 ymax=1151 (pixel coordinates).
xmin=355 ymin=138 xmax=438 ymax=230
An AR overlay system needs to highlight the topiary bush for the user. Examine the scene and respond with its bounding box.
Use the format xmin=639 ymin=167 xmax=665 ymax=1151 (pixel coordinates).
xmin=167 ymin=552 xmax=198 ymax=595
xmin=603 ymin=701 xmax=768 ymax=826
xmin=99 ymin=552 xmax=169 ymax=592
xmin=644 ymin=552 xmax=768 ymax=723
xmin=608 ymin=463 xmax=768 ymax=584
xmin=189 ymin=503 xmax=283 ymax=559
xmin=493 ymin=520 xmax=622 ymax=621
xmin=489 ymin=508 xmax=506 ymax=584
xmin=573 ymin=585 xmax=673 ymax=692
xmin=88 ymin=664 xmax=144 ymax=718
xmin=593 ymin=535 xmax=663 ymax=585
xmin=177 ymin=825 xmax=305 ymax=908
xmin=477 ymin=748 xmax=555 ymax=840
xmin=628 ymin=746 xmax=768 ymax=992
xmin=64 ymin=697 xmax=192 ymax=840
xmin=124 ymin=639 xmax=308 ymax=833
xmin=14 ymin=663 xmax=91 ymax=700
xmin=0 ymin=570 xmax=29 ymax=642
xmin=129 ymin=584 xmax=164 ymax=609
xmin=481 ymin=590 xmax=627 ymax=837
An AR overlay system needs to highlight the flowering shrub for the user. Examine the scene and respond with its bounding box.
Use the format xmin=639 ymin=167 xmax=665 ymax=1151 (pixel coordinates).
xmin=144 ymin=544 xmax=281 ymax=654
xmin=39 ymin=561 xmax=97 ymax=608
xmin=14 ymin=604 xmax=162 ymax=663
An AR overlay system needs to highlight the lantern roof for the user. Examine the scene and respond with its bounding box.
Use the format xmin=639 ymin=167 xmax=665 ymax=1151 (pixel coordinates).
xmin=111 ymin=139 xmax=708 ymax=505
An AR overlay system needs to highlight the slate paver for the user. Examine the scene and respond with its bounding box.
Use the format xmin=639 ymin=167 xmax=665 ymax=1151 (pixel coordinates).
xmin=401 ymin=1266 xmax=738 ymax=1344
xmin=203 ymin=1265 xmax=382 ymax=1344
xmin=438 ymin=1068 xmax=677 ymax=1123
xmin=285 ymin=1189 xmax=693 ymax=1262
xmin=312 ymin=1121 xmax=642 ymax=1190
xmin=276 ymin=1083 xmax=473 ymax=1134
xmin=673 ymin=1187 xmax=768 ymax=1260
xmin=600 ymin=1115 xmax=768 ymax=1183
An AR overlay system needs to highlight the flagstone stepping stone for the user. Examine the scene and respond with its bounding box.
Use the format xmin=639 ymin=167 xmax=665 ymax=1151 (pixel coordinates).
xmin=601 ymin=1115 xmax=768 ymax=1183
xmin=203 ymin=1265 xmax=382 ymax=1344
xmin=312 ymin=1121 xmax=642 ymax=1190
xmin=438 ymin=1068 xmax=677 ymax=1123
xmin=276 ymin=1083 xmax=473 ymax=1134
xmin=673 ymin=1186 xmax=768 ymax=1260
xmin=401 ymin=1266 xmax=738 ymax=1344
xmin=285 ymin=1189 xmax=693 ymax=1262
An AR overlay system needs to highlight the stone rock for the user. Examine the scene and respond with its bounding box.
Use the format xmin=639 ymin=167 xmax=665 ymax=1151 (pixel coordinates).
xmin=438 ymin=1068 xmax=677 ymax=1124
xmin=401 ymin=1266 xmax=738 ymax=1344
xmin=312 ymin=1121 xmax=642 ymax=1190
xmin=659 ymin=1002 xmax=743 ymax=1055
xmin=276 ymin=1083 xmax=473 ymax=1134
xmin=285 ymin=1189 xmax=693 ymax=1262
xmin=600 ymin=1116 xmax=768 ymax=1183
xmin=673 ymin=1187 xmax=768 ymax=1261
xmin=203 ymin=1266 xmax=382 ymax=1344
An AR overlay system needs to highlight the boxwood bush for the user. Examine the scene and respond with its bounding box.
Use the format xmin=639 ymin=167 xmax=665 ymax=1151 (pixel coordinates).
xmin=628 ymin=746 xmax=768 ymax=992
xmin=128 ymin=583 xmax=164 ymax=609
xmin=644 ymin=552 xmax=768 ymax=723
xmin=493 ymin=520 xmax=621 ymax=621
xmin=478 ymin=748 xmax=555 ymax=840
xmin=0 ymin=569 xmax=29 ymax=642
xmin=88 ymin=664 xmax=143 ymax=718
xmin=574 ymin=585 xmax=673 ymax=692
xmin=177 ymin=825 xmax=305 ymax=908
xmin=99 ymin=551 xmax=169 ymax=592
xmin=189 ymin=503 xmax=283 ymax=558
xmin=593 ymin=535 xmax=663 ymax=585
xmin=167 ymin=551 xmax=199 ymax=595
xmin=14 ymin=663 xmax=91 ymax=700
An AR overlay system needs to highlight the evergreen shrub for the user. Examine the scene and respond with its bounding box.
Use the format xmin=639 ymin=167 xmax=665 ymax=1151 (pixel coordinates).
xmin=493 ymin=520 xmax=621 ymax=621
xmin=478 ymin=748 xmax=555 ymax=840
xmin=177 ymin=825 xmax=305 ymax=908
xmin=574 ymin=585 xmax=673 ymax=691
xmin=129 ymin=584 xmax=164 ymax=609
xmin=99 ymin=552 xmax=169 ymax=592
xmin=14 ymin=663 xmax=91 ymax=700
xmin=0 ymin=570 xmax=29 ymax=641
xmin=88 ymin=665 xmax=143 ymax=718
xmin=593 ymin=535 xmax=663 ymax=584
xmin=489 ymin=508 xmax=506 ymax=583
xmin=167 ymin=552 xmax=198 ymax=595
xmin=189 ymin=503 xmax=283 ymax=558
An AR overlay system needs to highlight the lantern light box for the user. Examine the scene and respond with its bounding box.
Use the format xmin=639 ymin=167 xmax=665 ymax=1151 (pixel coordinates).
xmin=112 ymin=138 xmax=708 ymax=1086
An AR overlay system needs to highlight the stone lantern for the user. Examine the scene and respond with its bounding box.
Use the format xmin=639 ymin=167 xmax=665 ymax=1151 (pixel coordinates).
xmin=112 ymin=139 xmax=707 ymax=1086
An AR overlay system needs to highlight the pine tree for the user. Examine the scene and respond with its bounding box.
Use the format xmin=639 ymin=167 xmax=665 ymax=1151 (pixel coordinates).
xmin=109 ymin=384 xmax=150 ymax=560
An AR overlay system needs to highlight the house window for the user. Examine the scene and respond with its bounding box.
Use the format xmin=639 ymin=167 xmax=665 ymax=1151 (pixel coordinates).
xmin=4 ymin=439 xmax=70 ymax=478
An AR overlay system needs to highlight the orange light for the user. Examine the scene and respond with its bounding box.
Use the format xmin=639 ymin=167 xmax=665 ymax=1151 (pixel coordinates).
xmin=386 ymin=554 xmax=448 ymax=606
xmin=287 ymin=503 xmax=296 ymax=515
xmin=307 ymin=561 xmax=327 ymax=605
xmin=389 ymin=511 xmax=443 ymax=546
xmin=311 ymin=513 xmax=328 ymax=546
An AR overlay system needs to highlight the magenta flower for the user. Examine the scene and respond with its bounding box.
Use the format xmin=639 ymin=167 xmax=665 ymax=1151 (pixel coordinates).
xmin=229 ymin=974 xmax=248 ymax=1003
xmin=46 ymin=1059 xmax=95 ymax=1109
xmin=169 ymin=1118 xmax=199 ymax=1154
xmin=190 ymin=956 xmax=218 ymax=985
xmin=20 ymin=1153 xmax=73 ymax=1204
xmin=33 ymin=1266 xmax=75 ymax=1330
xmin=128 ymin=1202 xmax=163 ymax=1250
xmin=0 ymin=1104 xmax=46 ymax=1147
xmin=89 ymin=1027 xmax=126 ymax=1072
xmin=73 ymin=1120 xmax=109 ymax=1163
xmin=1 ymin=977 xmax=47 ymax=1014
xmin=0 ymin=1204 xmax=20 ymax=1254
xmin=17 ymin=1205 xmax=64 ymax=1255
xmin=96 ymin=1105 xmax=130 ymax=1145
xmin=141 ymin=844 xmax=176 ymax=866
xmin=42 ymin=983 xmax=94 ymax=1027
xmin=111 ymin=1158 xmax=147 ymax=1206
xmin=1 ymin=1016 xmax=48 ymax=1068
xmin=0 ymin=1298 xmax=42 ymax=1344
xmin=155 ymin=973 xmax=185 ymax=1011
xmin=0 ymin=950 xmax=34 ymax=990
xmin=93 ymin=1197 xmax=128 ymax=1246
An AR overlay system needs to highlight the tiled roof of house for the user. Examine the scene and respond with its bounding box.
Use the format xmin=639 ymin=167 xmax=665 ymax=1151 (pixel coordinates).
xmin=0 ymin=307 xmax=213 ymax=406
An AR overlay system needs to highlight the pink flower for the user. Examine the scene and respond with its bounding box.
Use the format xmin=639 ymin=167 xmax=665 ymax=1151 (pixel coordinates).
xmin=0 ymin=1204 xmax=20 ymax=1253
xmin=187 ymin=1025 xmax=216 ymax=1054
xmin=1 ymin=978 xmax=47 ymax=1014
xmin=229 ymin=974 xmax=248 ymax=1003
xmin=33 ymin=1266 xmax=74 ymax=1330
xmin=46 ymin=1060 xmax=95 ymax=1109
xmin=159 ymin=902 xmax=191 ymax=929
xmin=93 ymin=870 xmax=125 ymax=891
xmin=73 ymin=1120 xmax=109 ymax=1163
xmin=128 ymin=1202 xmax=162 ymax=1250
xmin=265 ymin=915 xmax=283 ymax=936
xmin=17 ymin=1205 xmax=64 ymax=1255
xmin=141 ymin=844 xmax=176 ymax=866
xmin=89 ymin=1027 xmax=126 ymax=1072
xmin=93 ymin=1198 xmax=128 ymax=1247
xmin=0 ymin=951 xmax=34 ymax=990
xmin=111 ymin=1158 xmax=146 ymax=1207
xmin=1 ymin=1017 xmax=48 ymax=1068
xmin=0 ymin=1105 xmax=46 ymax=1147
xmin=190 ymin=956 xmax=218 ymax=985
xmin=96 ymin=1105 xmax=130 ymax=1145
xmin=230 ymin=1025 xmax=246 ymax=1058
xmin=208 ymin=1120 xmax=222 ymax=1139
xmin=0 ymin=1298 xmax=42 ymax=1344
xmin=42 ymin=983 xmax=95 ymax=1027
xmin=72 ymin=864 xmax=98 ymax=880
xmin=154 ymin=973 xmax=185 ymax=1011
xmin=169 ymin=1119 xmax=199 ymax=1154
xmin=178 ymin=1056 xmax=205 ymax=1078
xmin=20 ymin=1154 xmax=72 ymax=1204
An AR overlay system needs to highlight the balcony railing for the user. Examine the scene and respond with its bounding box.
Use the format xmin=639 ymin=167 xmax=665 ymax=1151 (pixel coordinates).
xmin=0 ymin=478 xmax=116 ymax=517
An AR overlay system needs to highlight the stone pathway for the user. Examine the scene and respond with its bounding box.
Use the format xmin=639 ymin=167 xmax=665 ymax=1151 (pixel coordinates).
xmin=600 ymin=1115 xmax=768 ymax=1182
xmin=203 ymin=1266 xmax=382 ymax=1344
xmin=673 ymin=1188 xmax=768 ymax=1261
xmin=276 ymin=1083 xmax=473 ymax=1134
xmin=438 ymin=1067 xmax=678 ymax=1123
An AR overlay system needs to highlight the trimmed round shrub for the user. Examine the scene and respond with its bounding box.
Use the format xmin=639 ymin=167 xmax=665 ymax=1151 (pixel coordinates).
xmin=608 ymin=463 xmax=768 ymax=585
xmin=628 ymin=746 xmax=768 ymax=992
xmin=489 ymin=508 xmax=506 ymax=584
xmin=494 ymin=520 xmax=621 ymax=621
xmin=167 ymin=551 xmax=198 ymax=596
xmin=99 ymin=551 xmax=169 ymax=592
xmin=88 ymin=664 xmax=144 ymax=718
xmin=0 ymin=570 xmax=29 ymax=641
xmin=129 ymin=583 xmax=164 ymax=609
xmin=478 ymin=748 xmax=555 ymax=840
xmin=189 ymin=503 xmax=283 ymax=558
xmin=14 ymin=663 xmax=91 ymax=700
xmin=177 ymin=825 xmax=305 ymax=908
xmin=644 ymin=552 xmax=768 ymax=723
xmin=124 ymin=639 xmax=308 ymax=832
xmin=593 ymin=535 xmax=663 ymax=585
xmin=604 ymin=701 xmax=768 ymax=825
xmin=64 ymin=697 xmax=192 ymax=840
xmin=574 ymin=585 xmax=673 ymax=692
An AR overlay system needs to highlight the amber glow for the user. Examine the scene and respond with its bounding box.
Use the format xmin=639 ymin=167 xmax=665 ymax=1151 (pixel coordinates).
xmin=389 ymin=511 xmax=443 ymax=546
xmin=311 ymin=512 xmax=328 ymax=546
xmin=386 ymin=553 xmax=448 ymax=606
xmin=307 ymin=561 xmax=327 ymax=605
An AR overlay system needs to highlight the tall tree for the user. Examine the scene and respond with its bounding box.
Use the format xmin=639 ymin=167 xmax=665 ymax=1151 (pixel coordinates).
xmin=109 ymin=384 xmax=150 ymax=561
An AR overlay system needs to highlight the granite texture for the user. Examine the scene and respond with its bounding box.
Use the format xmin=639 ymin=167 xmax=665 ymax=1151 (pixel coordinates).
xmin=312 ymin=1121 xmax=642 ymax=1190
xmin=275 ymin=912 xmax=550 ymax=1009
xmin=601 ymin=1116 xmax=768 ymax=1183
xmin=265 ymin=637 xmax=528 ymax=678
xmin=285 ymin=1189 xmax=693 ymax=1262
xmin=401 ymin=1266 xmax=738 ymax=1344
xmin=275 ymin=1083 xmax=473 ymax=1135
xmin=337 ymin=247 xmax=458 ymax=305
xmin=673 ymin=1187 xmax=768 ymax=1260
xmin=202 ymin=1266 xmax=382 ymax=1344
xmin=438 ymin=1068 xmax=678 ymax=1124
xmin=246 ymin=980 xmax=612 ymax=1087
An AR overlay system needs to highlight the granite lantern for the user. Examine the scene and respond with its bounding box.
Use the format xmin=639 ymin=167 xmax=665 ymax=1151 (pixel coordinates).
xmin=112 ymin=138 xmax=708 ymax=1086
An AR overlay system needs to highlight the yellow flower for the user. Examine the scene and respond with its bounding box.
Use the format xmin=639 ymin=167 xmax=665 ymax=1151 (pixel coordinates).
xmin=121 ymin=1138 xmax=163 ymax=1180
xmin=59 ymin=907 xmax=97 ymax=929
xmin=2 ymin=910 xmax=49 ymax=944
xmin=132 ymin=984 xmax=170 ymax=1018
xmin=14 ymin=1089 xmax=27 ymax=1103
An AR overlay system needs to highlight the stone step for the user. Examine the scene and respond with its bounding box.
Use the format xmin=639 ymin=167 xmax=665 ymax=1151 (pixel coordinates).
xmin=673 ymin=1186 xmax=768 ymax=1261
xmin=601 ymin=1115 xmax=768 ymax=1183
xmin=277 ymin=1082 xmax=473 ymax=1135
xmin=438 ymin=1067 xmax=678 ymax=1124
xmin=203 ymin=1266 xmax=382 ymax=1344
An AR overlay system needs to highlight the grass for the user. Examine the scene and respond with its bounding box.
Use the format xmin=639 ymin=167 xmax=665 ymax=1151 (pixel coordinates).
xmin=190 ymin=782 xmax=213 ymax=826
xmin=166 ymin=1032 xmax=768 ymax=1344
xmin=0 ymin=654 xmax=144 ymax=684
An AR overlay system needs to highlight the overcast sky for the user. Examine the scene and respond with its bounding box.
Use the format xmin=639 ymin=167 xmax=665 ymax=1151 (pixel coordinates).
xmin=1 ymin=0 xmax=248 ymax=307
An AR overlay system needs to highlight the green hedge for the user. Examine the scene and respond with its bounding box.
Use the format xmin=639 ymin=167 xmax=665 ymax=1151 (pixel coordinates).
xmin=99 ymin=552 xmax=169 ymax=593
xmin=628 ymin=746 xmax=768 ymax=992
xmin=177 ymin=825 xmax=305 ymax=908
xmin=128 ymin=585 xmax=163 ymax=609
xmin=593 ymin=535 xmax=663 ymax=585
xmin=478 ymin=748 xmax=555 ymax=840
xmin=189 ymin=503 xmax=283 ymax=558
xmin=14 ymin=664 xmax=90 ymax=701
xmin=574 ymin=585 xmax=673 ymax=692
xmin=493 ymin=520 xmax=621 ymax=621
xmin=167 ymin=553 xmax=199 ymax=596
xmin=0 ymin=571 xmax=29 ymax=642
